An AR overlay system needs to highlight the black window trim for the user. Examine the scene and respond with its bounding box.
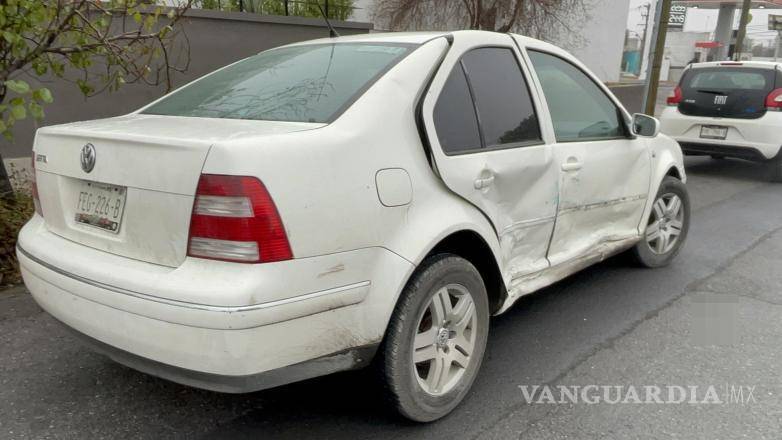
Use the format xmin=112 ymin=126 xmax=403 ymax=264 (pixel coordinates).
xmin=525 ymin=48 xmax=634 ymax=144
xmin=438 ymin=44 xmax=547 ymax=157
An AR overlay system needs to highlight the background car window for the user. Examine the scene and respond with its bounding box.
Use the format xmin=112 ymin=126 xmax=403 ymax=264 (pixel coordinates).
xmin=689 ymin=70 xmax=769 ymax=90
xmin=433 ymin=65 xmax=482 ymax=154
xmin=143 ymin=43 xmax=413 ymax=123
xmin=460 ymin=48 xmax=542 ymax=148
xmin=528 ymin=50 xmax=625 ymax=142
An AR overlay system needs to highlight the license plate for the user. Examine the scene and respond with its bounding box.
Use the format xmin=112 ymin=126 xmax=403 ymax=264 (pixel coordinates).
xmin=700 ymin=125 xmax=728 ymax=140
xmin=74 ymin=181 xmax=127 ymax=234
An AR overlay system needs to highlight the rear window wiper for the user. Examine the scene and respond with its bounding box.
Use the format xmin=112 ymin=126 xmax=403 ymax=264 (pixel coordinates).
xmin=697 ymin=89 xmax=728 ymax=95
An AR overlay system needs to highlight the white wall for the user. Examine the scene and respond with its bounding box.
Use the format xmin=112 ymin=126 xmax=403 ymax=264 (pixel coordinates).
xmin=665 ymin=31 xmax=711 ymax=67
xmin=551 ymin=0 xmax=631 ymax=82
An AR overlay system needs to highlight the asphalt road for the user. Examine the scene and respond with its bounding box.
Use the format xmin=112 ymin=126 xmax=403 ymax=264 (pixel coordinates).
xmin=2 ymin=156 xmax=782 ymax=439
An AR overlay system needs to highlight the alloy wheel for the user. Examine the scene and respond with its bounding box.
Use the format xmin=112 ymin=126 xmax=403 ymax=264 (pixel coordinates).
xmin=412 ymin=284 xmax=477 ymax=396
xmin=646 ymin=192 xmax=685 ymax=255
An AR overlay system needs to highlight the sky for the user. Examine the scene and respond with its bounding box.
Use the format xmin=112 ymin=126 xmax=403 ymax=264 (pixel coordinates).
xmin=628 ymin=0 xmax=781 ymax=43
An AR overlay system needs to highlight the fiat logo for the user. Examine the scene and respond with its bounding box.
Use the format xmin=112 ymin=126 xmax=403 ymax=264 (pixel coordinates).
xmin=80 ymin=143 xmax=96 ymax=173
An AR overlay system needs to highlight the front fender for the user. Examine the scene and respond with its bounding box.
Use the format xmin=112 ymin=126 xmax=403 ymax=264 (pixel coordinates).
xmin=638 ymin=134 xmax=687 ymax=232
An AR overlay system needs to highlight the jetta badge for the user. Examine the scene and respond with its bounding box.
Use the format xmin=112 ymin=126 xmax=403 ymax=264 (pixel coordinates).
xmin=80 ymin=143 xmax=96 ymax=173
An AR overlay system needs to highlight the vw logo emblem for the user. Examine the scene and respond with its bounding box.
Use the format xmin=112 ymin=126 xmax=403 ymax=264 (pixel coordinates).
xmin=80 ymin=143 xmax=96 ymax=173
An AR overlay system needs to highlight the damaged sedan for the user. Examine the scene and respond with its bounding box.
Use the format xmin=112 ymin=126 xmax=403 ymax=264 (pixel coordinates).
xmin=17 ymin=30 xmax=689 ymax=422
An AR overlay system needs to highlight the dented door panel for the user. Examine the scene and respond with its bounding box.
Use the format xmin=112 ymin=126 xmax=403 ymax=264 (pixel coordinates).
xmin=547 ymin=139 xmax=651 ymax=267
xmin=420 ymin=32 xmax=559 ymax=281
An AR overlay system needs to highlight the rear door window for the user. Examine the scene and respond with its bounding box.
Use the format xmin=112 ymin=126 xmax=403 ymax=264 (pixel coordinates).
xmin=433 ymin=65 xmax=483 ymax=154
xmin=433 ymin=47 xmax=542 ymax=154
xmin=679 ymin=67 xmax=777 ymax=119
xmin=460 ymin=48 xmax=542 ymax=148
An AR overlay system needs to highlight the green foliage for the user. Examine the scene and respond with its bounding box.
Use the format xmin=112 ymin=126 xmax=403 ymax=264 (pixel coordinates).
xmin=0 ymin=0 xmax=192 ymax=139
xmin=198 ymin=0 xmax=355 ymax=21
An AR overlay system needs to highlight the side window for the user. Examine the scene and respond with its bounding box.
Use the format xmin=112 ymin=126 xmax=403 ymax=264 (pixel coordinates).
xmin=528 ymin=50 xmax=626 ymax=142
xmin=460 ymin=48 xmax=542 ymax=148
xmin=433 ymin=47 xmax=542 ymax=154
xmin=433 ymin=65 xmax=482 ymax=154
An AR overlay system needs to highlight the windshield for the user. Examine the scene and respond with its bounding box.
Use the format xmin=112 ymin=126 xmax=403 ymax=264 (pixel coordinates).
xmin=142 ymin=43 xmax=415 ymax=123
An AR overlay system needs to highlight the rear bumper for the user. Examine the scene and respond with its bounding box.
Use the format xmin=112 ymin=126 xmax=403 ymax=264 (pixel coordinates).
xmin=56 ymin=313 xmax=378 ymax=393
xmin=677 ymin=142 xmax=776 ymax=162
xmin=18 ymin=216 xmax=414 ymax=389
xmin=659 ymin=107 xmax=782 ymax=160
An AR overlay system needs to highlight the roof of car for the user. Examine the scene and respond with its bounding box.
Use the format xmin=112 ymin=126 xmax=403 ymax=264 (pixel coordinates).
xmin=689 ymin=61 xmax=782 ymax=70
xmin=284 ymin=31 xmax=451 ymax=46
xmin=282 ymin=30 xmax=550 ymax=48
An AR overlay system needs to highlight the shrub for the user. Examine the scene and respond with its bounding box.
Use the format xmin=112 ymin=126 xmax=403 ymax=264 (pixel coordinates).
xmin=0 ymin=164 xmax=34 ymax=286
xmin=0 ymin=191 xmax=33 ymax=286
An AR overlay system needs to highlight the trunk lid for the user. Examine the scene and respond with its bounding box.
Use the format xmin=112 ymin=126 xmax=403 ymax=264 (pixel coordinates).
xmin=33 ymin=114 xmax=321 ymax=267
xmin=678 ymin=66 xmax=778 ymax=119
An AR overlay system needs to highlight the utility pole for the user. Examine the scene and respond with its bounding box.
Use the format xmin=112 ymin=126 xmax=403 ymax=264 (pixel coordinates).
xmin=638 ymin=2 xmax=652 ymax=77
xmin=644 ymin=0 xmax=672 ymax=116
xmin=734 ymin=0 xmax=752 ymax=61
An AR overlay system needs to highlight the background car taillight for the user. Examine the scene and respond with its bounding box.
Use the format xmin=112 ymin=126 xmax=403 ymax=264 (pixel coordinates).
xmin=187 ymin=174 xmax=292 ymax=263
xmin=30 ymin=156 xmax=42 ymax=217
xmin=667 ymin=86 xmax=683 ymax=106
xmin=766 ymin=89 xmax=782 ymax=111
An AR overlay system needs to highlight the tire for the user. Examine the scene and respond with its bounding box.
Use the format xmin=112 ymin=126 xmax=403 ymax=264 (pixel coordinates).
xmin=630 ymin=176 xmax=690 ymax=268
xmin=769 ymin=155 xmax=782 ymax=183
xmin=377 ymin=254 xmax=489 ymax=422
xmin=710 ymin=154 xmax=725 ymax=160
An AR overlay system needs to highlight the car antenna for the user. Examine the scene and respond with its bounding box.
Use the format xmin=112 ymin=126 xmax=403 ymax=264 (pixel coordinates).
xmin=315 ymin=3 xmax=341 ymax=38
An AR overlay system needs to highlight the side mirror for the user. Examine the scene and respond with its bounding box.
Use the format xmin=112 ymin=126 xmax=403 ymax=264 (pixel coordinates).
xmin=632 ymin=113 xmax=660 ymax=138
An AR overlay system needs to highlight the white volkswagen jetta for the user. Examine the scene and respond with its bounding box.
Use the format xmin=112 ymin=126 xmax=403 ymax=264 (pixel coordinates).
xmin=18 ymin=31 xmax=689 ymax=421
xmin=660 ymin=61 xmax=782 ymax=180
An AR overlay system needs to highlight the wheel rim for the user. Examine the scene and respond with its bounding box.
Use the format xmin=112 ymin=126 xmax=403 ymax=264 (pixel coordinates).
xmin=412 ymin=283 xmax=477 ymax=396
xmin=645 ymin=192 xmax=685 ymax=255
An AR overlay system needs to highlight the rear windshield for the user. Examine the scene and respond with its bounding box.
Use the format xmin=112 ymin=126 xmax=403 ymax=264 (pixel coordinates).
xmin=683 ymin=67 xmax=776 ymax=92
xmin=678 ymin=67 xmax=779 ymax=119
xmin=142 ymin=43 xmax=415 ymax=123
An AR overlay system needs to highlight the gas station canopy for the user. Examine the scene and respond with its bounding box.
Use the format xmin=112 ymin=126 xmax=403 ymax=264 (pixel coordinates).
xmin=674 ymin=0 xmax=782 ymax=8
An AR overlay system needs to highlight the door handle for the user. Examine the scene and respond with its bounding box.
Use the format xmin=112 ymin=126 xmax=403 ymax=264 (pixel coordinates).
xmin=561 ymin=157 xmax=583 ymax=172
xmin=474 ymin=175 xmax=495 ymax=190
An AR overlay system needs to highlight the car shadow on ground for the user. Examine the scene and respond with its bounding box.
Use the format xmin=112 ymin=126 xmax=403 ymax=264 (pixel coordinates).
xmin=683 ymin=156 xmax=774 ymax=183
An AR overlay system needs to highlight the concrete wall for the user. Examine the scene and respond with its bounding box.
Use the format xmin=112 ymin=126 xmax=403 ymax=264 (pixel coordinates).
xmin=1 ymin=9 xmax=372 ymax=160
xmin=555 ymin=0 xmax=631 ymax=83
xmin=665 ymin=31 xmax=711 ymax=67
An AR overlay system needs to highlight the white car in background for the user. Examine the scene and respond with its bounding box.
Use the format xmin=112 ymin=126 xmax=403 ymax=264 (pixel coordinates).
xmin=660 ymin=61 xmax=782 ymax=180
xmin=18 ymin=31 xmax=689 ymax=422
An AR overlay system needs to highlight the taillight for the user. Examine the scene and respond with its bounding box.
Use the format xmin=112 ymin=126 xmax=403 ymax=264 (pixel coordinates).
xmin=667 ymin=86 xmax=683 ymax=106
xmin=30 ymin=156 xmax=42 ymax=217
xmin=187 ymin=174 xmax=292 ymax=264
xmin=766 ymin=88 xmax=782 ymax=111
